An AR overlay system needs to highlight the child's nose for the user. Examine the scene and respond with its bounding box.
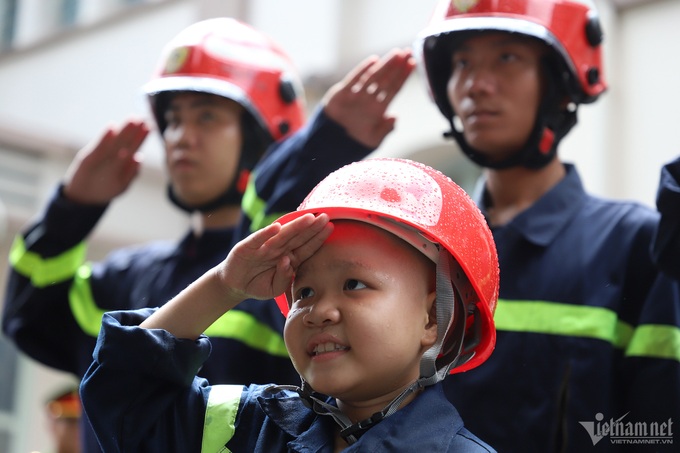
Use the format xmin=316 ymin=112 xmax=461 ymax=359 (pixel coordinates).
xmin=302 ymin=297 xmax=341 ymax=326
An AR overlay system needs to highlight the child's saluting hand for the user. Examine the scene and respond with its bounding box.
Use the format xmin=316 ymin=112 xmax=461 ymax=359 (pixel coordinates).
xmin=140 ymin=213 xmax=333 ymax=339
xmin=219 ymin=213 xmax=333 ymax=302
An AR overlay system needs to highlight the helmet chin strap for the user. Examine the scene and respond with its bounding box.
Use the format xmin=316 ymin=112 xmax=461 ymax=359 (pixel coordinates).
xmin=445 ymin=103 xmax=575 ymax=170
xmin=267 ymin=379 xmax=426 ymax=445
xmin=167 ymin=168 xmax=248 ymax=214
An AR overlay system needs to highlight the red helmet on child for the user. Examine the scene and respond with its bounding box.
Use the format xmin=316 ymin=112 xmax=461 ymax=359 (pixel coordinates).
xmin=144 ymin=17 xmax=305 ymax=142
xmin=275 ymin=158 xmax=499 ymax=376
xmin=415 ymin=0 xmax=607 ymax=169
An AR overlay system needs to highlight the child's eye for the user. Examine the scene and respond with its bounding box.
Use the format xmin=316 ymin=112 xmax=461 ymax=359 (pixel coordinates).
xmin=295 ymin=287 xmax=315 ymax=301
xmin=343 ymin=279 xmax=367 ymax=291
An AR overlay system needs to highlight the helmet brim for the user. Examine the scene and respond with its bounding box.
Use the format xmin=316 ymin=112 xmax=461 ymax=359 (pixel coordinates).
xmin=143 ymin=76 xmax=270 ymax=138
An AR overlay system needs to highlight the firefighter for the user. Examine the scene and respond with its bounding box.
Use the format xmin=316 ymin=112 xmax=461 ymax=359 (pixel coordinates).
xmin=414 ymin=0 xmax=680 ymax=450
xmin=3 ymin=17 xmax=414 ymax=452
xmin=653 ymin=156 xmax=680 ymax=279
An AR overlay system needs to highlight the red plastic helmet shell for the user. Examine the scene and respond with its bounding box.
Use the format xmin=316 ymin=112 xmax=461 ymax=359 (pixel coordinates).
xmin=275 ymin=158 xmax=499 ymax=373
xmin=144 ymin=18 xmax=305 ymax=141
xmin=416 ymin=0 xmax=607 ymax=118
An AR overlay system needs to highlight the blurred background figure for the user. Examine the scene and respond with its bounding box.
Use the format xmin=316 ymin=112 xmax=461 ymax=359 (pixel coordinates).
xmin=414 ymin=0 xmax=680 ymax=451
xmin=38 ymin=386 xmax=81 ymax=453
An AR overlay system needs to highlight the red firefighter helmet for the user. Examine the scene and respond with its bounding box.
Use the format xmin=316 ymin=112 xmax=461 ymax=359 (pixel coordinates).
xmin=415 ymin=0 xmax=606 ymax=122
xmin=46 ymin=387 xmax=81 ymax=420
xmin=275 ymin=158 xmax=499 ymax=376
xmin=144 ymin=17 xmax=305 ymax=141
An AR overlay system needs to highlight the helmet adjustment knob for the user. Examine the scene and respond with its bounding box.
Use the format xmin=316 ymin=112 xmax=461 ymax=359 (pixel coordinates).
xmin=279 ymin=78 xmax=298 ymax=104
xmin=586 ymin=67 xmax=600 ymax=86
xmin=585 ymin=14 xmax=604 ymax=47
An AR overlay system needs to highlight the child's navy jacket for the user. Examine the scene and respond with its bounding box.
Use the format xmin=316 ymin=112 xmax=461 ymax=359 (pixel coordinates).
xmin=81 ymin=308 xmax=496 ymax=452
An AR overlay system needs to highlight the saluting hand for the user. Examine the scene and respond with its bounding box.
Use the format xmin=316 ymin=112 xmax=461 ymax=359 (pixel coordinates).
xmin=323 ymin=48 xmax=415 ymax=149
xmin=140 ymin=214 xmax=333 ymax=339
xmin=63 ymin=119 xmax=149 ymax=205
xmin=219 ymin=213 xmax=333 ymax=302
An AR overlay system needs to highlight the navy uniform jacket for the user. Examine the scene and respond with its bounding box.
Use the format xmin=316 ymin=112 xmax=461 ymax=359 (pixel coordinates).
xmin=2 ymin=108 xmax=372 ymax=452
xmin=444 ymin=164 xmax=680 ymax=452
xmin=81 ymin=308 xmax=495 ymax=452
xmin=653 ymin=156 xmax=680 ymax=280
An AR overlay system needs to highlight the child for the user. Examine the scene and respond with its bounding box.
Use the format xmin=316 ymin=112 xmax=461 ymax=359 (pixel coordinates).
xmin=80 ymin=158 xmax=500 ymax=452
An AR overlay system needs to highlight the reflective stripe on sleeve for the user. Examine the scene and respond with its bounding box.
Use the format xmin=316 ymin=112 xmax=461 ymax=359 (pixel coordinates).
xmin=9 ymin=235 xmax=87 ymax=287
xmin=11 ymin=233 xmax=289 ymax=355
xmin=10 ymin=236 xmax=104 ymax=338
xmin=241 ymin=174 xmax=287 ymax=233
xmin=69 ymin=264 xmax=106 ymax=337
xmin=202 ymin=385 xmax=242 ymax=453
xmin=69 ymin=265 xmax=290 ymax=356
xmin=205 ymin=310 xmax=290 ymax=358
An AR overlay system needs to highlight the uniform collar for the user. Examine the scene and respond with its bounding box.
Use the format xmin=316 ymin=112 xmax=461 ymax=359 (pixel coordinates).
xmin=258 ymin=390 xmax=332 ymax=451
xmin=259 ymin=384 xmax=465 ymax=452
xmin=476 ymin=163 xmax=587 ymax=247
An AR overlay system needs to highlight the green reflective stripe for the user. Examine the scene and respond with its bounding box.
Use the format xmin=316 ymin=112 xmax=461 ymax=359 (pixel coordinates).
xmin=204 ymin=310 xmax=289 ymax=358
xmin=69 ymin=264 xmax=106 ymax=337
xmin=9 ymin=235 xmax=104 ymax=337
xmin=494 ymin=299 xmax=634 ymax=349
xmin=241 ymin=174 xmax=287 ymax=233
xmin=202 ymin=385 xmax=241 ymax=453
xmin=626 ymin=324 xmax=680 ymax=362
xmin=9 ymin=235 xmax=87 ymax=287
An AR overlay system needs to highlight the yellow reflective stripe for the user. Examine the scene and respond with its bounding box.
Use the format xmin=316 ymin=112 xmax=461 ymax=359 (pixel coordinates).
xmin=9 ymin=235 xmax=87 ymax=287
xmin=11 ymin=232 xmax=289 ymax=354
xmin=241 ymin=174 xmax=287 ymax=233
xmin=66 ymin=266 xmax=290 ymax=356
xmin=9 ymin=235 xmax=103 ymax=337
xmin=626 ymin=324 xmax=680 ymax=362
xmin=66 ymin=262 xmax=289 ymax=353
xmin=69 ymin=264 xmax=106 ymax=338
xmin=494 ymin=300 xmax=634 ymax=349
xmin=202 ymin=385 xmax=241 ymax=453
xmin=204 ymin=310 xmax=289 ymax=358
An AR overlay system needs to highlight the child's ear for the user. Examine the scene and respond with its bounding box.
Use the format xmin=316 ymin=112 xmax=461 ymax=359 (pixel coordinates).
xmin=422 ymin=291 xmax=438 ymax=348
